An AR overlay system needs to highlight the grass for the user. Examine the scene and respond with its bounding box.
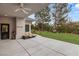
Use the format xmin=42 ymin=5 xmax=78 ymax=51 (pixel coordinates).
xmin=35 ymin=31 xmax=79 ymax=45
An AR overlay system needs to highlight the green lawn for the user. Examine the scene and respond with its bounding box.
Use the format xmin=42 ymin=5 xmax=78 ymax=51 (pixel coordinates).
xmin=35 ymin=31 xmax=79 ymax=45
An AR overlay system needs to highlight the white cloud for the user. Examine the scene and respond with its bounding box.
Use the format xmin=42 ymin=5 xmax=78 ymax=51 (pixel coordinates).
xmin=28 ymin=14 xmax=35 ymax=20
xmin=75 ymin=4 xmax=79 ymax=9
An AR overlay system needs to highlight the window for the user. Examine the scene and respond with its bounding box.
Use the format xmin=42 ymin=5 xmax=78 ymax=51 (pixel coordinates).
xmin=25 ymin=25 xmax=29 ymax=32
xmin=2 ymin=25 xmax=8 ymax=32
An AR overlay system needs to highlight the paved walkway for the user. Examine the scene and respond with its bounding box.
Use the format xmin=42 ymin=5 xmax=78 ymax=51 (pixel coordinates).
xmin=0 ymin=35 xmax=79 ymax=56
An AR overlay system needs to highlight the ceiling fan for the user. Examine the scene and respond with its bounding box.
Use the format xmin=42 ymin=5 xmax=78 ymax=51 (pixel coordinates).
xmin=14 ymin=3 xmax=32 ymax=14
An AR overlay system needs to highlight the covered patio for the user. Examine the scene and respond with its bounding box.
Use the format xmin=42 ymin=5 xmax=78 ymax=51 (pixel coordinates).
xmin=0 ymin=3 xmax=48 ymax=39
xmin=0 ymin=35 xmax=79 ymax=56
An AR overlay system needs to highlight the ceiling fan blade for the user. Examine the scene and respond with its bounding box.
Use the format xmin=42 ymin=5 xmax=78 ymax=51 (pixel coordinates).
xmin=24 ymin=8 xmax=32 ymax=11
xmin=22 ymin=9 xmax=29 ymax=14
xmin=15 ymin=8 xmax=20 ymax=12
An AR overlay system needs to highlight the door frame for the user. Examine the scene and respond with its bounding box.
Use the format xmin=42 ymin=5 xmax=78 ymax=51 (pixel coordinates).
xmin=1 ymin=24 xmax=10 ymax=39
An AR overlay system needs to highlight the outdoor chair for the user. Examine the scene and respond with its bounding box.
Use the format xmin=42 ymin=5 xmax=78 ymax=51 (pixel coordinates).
xmin=22 ymin=32 xmax=36 ymax=39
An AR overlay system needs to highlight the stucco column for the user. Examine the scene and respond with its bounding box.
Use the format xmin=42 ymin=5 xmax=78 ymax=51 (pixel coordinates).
xmin=16 ymin=18 xmax=25 ymax=39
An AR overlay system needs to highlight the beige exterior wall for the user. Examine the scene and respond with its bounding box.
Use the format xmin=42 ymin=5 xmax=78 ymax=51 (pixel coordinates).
xmin=16 ymin=18 xmax=26 ymax=39
xmin=16 ymin=18 xmax=32 ymax=39
xmin=0 ymin=16 xmax=32 ymax=39
xmin=0 ymin=16 xmax=16 ymax=39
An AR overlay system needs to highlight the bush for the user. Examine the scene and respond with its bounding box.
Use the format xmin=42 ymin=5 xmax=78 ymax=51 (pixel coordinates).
xmin=54 ymin=23 xmax=79 ymax=33
xmin=55 ymin=24 xmax=66 ymax=33
xmin=73 ymin=27 xmax=79 ymax=34
xmin=32 ymin=21 xmax=79 ymax=35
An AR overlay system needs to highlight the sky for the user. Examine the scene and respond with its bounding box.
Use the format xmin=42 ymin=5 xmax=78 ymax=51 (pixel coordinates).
xmin=69 ymin=3 xmax=79 ymax=22
xmin=28 ymin=3 xmax=79 ymax=23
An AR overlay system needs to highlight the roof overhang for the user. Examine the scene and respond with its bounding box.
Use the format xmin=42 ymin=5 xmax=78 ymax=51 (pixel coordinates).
xmin=0 ymin=3 xmax=49 ymax=18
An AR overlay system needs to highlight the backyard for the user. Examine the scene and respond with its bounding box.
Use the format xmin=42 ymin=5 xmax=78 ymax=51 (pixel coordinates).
xmin=31 ymin=3 xmax=79 ymax=45
xmin=35 ymin=31 xmax=79 ymax=45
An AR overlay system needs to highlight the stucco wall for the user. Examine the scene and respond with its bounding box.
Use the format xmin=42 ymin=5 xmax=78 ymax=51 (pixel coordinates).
xmin=0 ymin=16 xmax=32 ymax=39
xmin=16 ymin=18 xmax=26 ymax=39
xmin=0 ymin=16 xmax=16 ymax=39
xmin=16 ymin=18 xmax=32 ymax=39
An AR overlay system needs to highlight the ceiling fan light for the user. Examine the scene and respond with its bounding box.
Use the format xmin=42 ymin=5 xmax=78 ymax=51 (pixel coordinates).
xmin=14 ymin=3 xmax=30 ymax=14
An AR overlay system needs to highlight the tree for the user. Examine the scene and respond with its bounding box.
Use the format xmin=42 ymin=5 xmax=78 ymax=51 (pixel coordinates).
xmin=35 ymin=7 xmax=50 ymax=31
xmin=51 ymin=3 xmax=71 ymax=32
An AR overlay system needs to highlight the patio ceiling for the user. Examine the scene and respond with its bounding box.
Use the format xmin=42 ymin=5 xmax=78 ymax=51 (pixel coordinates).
xmin=0 ymin=3 xmax=49 ymax=18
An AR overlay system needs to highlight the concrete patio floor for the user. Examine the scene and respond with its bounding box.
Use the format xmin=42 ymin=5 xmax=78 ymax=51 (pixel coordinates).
xmin=0 ymin=35 xmax=79 ymax=56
